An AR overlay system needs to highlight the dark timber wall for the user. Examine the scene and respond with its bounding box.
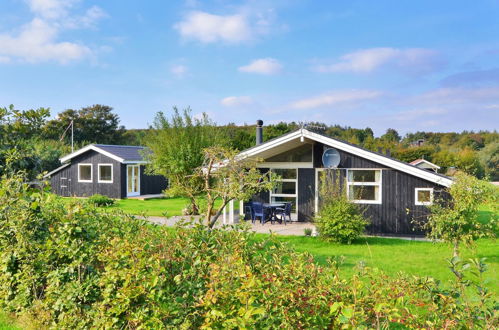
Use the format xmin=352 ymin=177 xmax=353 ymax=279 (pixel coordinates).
xmin=140 ymin=165 xmax=168 ymax=195
xmin=313 ymin=142 xmax=445 ymax=235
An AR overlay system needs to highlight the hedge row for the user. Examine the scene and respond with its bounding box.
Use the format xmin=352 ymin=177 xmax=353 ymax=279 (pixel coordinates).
xmin=0 ymin=175 xmax=497 ymax=328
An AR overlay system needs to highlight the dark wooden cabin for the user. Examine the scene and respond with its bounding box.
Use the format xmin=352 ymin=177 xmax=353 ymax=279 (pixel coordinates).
xmin=241 ymin=123 xmax=453 ymax=236
xmin=44 ymin=144 xmax=167 ymax=199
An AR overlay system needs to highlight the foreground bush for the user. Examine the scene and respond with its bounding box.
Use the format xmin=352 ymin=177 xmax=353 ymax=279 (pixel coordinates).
xmin=0 ymin=175 xmax=497 ymax=328
xmin=87 ymin=193 xmax=115 ymax=206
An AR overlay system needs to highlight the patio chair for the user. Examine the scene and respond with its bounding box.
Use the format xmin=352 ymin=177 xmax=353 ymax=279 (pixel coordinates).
xmin=275 ymin=202 xmax=292 ymax=225
xmin=244 ymin=202 xmax=254 ymax=221
xmin=251 ymin=202 xmax=269 ymax=224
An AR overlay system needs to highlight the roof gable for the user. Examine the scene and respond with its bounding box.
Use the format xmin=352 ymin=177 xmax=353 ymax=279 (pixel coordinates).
xmin=409 ymin=159 xmax=441 ymax=169
xmin=59 ymin=144 xmax=149 ymax=164
xmin=238 ymin=128 xmax=453 ymax=187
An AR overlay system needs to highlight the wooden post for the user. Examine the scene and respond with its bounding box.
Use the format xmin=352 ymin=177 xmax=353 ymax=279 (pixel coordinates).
xmin=222 ymin=205 xmax=226 ymax=225
xmin=229 ymin=199 xmax=234 ymax=224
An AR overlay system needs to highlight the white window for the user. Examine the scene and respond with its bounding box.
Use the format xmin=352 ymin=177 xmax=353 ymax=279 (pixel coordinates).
xmin=347 ymin=169 xmax=382 ymax=204
xmin=98 ymin=164 xmax=113 ymax=183
xmin=270 ymin=169 xmax=298 ymax=217
xmin=415 ymin=188 xmax=433 ymax=205
xmin=78 ymin=164 xmax=92 ymax=182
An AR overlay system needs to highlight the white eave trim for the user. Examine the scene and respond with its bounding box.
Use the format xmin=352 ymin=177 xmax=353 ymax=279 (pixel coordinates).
xmin=43 ymin=163 xmax=70 ymax=178
xmin=60 ymin=145 xmax=126 ymax=163
xmin=237 ymin=128 xmax=453 ymax=187
xmin=411 ymin=159 xmax=441 ymax=169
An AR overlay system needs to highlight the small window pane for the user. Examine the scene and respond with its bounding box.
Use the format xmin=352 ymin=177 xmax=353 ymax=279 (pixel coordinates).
xmin=349 ymin=185 xmax=379 ymax=201
xmin=417 ymin=190 xmax=431 ymax=203
xmin=272 ymin=169 xmax=297 ymax=179
xmin=273 ymin=181 xmax=296 ymax=195
xmin=348 ymin=170 xmax=379 ymax=183
xmin=99 ymin=165 xmax=112 ymax=181
xmin=79 ymin=165 xmax=92 ymax=181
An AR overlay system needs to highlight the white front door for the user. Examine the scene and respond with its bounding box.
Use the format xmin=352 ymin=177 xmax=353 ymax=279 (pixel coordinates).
xmin=127 ymin=165 xmax=140 ymax=197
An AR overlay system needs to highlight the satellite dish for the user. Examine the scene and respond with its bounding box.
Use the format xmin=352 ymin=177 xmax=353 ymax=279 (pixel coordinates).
xmin=322 ymin=148 xmax=341 ymax=168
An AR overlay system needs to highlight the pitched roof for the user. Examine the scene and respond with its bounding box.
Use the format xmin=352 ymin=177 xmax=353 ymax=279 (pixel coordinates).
xmin=237 ymin=128 xmax=453 ymax=187
xmin=409 ymin=158 xmax=441 ymax=169
xmin=59 ymin=144 xmax=149 ymax=163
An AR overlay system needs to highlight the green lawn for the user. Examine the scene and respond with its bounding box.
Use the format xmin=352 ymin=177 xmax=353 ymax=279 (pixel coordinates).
xmin=272 ymin=236 xmax=498 ymax=293
xmin=270 ymin=204 xmax=498 ymax=294
xmin=0 ymin=312 xmax=19 ymax=330
xmin=106 ymin=197 xmax=224 ymax=217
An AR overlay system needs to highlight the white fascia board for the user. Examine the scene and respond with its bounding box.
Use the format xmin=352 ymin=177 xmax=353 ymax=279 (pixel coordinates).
xmin=43 ymin=163 xmax=70 ymax=178
xmin=302 ymin=129 xmax=453 ymax=187
xmin=122 ymin=161 xmax=149 ymax=164
xmin=237 ymin=130 xmax=303 ymax=160
xmin=59 ymin=145 xmax=125 ymax=163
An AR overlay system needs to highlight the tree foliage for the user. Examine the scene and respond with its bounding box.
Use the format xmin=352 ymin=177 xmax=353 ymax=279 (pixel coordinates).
xmin=43 ymin=104 xmax=126 ymax=144
xmin=144 ymin=107 xmax=227 ymax=214
xmin=424 ymin=173 xmax=497 ymax=257
xmin=196 ymin=146 xmax=275 ymax=227
xmin=0 ymin=173 xmax=497 ymax=328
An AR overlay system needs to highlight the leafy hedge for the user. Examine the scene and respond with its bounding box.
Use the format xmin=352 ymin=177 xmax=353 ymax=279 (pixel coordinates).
xmin=0 ymin=175 xmax=497 ymax=328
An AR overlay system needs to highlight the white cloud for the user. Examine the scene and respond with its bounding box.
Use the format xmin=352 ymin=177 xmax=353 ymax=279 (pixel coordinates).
xmin=290 ymin=89 xmax=382 ymax=109
xmin=171 ymin=64 xmax=188 ymax=77
xmin=413 ymin=86 xmax=499 ymax=105
xmin=174 ymin=11 xmax=252 ymax=43
xmin=221 ymin=96 xmax=253 ymax=107
xmin=0 ymin=1 xmax=106 ymax=64
xmin=238 ymin=58 xmax=282 ymax=75
xmin=0 ymin=18 xmax=91 ymax=64
xmin=25 ymin=0 xmax=77 ymax=19
xmin=315 ymin=47 xmax=442 ymax=74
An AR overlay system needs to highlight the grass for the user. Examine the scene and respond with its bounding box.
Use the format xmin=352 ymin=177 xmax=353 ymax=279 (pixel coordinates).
xmin=107 ymin=197 xmax=224 ymax=217
xmin=270 ymin=204 xmax=498 ymax=294
xmin=0 ymin=312 xmax=20 ymax=330
xmin=60 ymin=196 xmax=224 ymax=217
xmin=108 ymin=197 xmax=194 ymax=217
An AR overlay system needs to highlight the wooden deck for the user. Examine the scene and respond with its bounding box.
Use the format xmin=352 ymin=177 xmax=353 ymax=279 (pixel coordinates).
xmin=127 ymin=194 xmax=165 ymax=200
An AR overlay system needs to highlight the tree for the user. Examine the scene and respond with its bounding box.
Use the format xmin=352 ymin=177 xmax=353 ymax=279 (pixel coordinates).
xmin=424 ymin=173 xmax=497 ymax=258
xmin=478 ymin=141 xmax=499 ymax=180
xmin=43 ymin=105 xmax=126 ymax=144
xmin=455 ymin=147 xmax=484 ymax=178
xmin=144 ymin=108 xmax=226 ymax=214
xmin=0 ymin=105 xmax=61 ymax=179
xmin=381 ymin=128 xmax=401 ymax=143
xmin=197 ymin=146 xmax=275 ymax=228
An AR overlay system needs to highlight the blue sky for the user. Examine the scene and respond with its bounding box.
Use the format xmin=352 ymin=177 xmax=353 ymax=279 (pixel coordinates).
xmin=1 ymin=0 xmax=498 ymax=136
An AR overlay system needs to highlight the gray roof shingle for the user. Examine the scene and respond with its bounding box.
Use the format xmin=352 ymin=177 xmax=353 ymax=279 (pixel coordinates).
xmin=94 ymin=144 xmax=149 ymax=162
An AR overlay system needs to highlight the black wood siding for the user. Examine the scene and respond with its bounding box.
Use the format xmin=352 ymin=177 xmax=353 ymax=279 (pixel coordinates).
xmin=140 ymin=165 xmax=168 ymax=195
xmin=312 ymin=142 xmax=445 ymax=235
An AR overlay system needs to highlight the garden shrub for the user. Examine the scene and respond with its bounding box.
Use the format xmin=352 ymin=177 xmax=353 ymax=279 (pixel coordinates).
xmin=0 ymin=174 xmax=497 ymax=329
xmin=315 ymin=170 xmax=370 ymax=243
xmin=87 ymin=193 xmax=115 ymax=206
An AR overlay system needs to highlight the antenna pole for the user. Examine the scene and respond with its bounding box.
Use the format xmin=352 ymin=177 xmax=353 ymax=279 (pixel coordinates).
xmin=71 ymin=120 xmax=74 ymax=153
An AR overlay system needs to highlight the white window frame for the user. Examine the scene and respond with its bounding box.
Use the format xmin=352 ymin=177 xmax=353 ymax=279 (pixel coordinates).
xmin=269 ymin=168 xmax=298 ymax=220
xmin=415 ymin=188 xmax=433 ymax=206
xmin=78 ymin=163 xmax=93 ymax=183
xmin=98 ymin=163 xmax=113 ymax=183
xmin=346 ymin=169 xmax=382 ymax=204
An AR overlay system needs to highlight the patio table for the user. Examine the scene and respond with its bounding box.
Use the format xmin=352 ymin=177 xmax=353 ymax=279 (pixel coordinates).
xmin=262 ymin=203 xmax=285 ymax=224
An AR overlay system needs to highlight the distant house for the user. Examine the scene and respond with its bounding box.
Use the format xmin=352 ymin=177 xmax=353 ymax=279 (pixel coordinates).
xmin=44 ymin=144 xmax=167 ymax=198
xmin=409 ymin=159 xmax=441 ymax=173
xmin=238 ymin=121 xmax=453 ymax=235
